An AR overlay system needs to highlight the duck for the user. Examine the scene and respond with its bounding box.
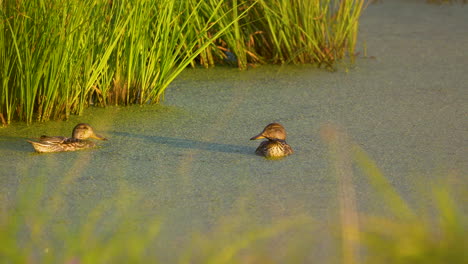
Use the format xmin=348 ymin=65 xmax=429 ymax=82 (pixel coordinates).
xmin=250 ymin=122 xmax=293 ymax=158
xmin=27 ymin=123 xmax=107 ymax=153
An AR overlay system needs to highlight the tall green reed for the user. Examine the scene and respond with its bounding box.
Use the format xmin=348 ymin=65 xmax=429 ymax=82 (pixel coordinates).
xmin=0 ymin=0 xmax=129 ymax=124
xmin=121 ymin=0 xmax=256 ymax=104
xmin=0 ymin=0 xmax=253 ymax=125
xmin=252 ymin=0 xmax=365 ymax=67
xmin=1 ymin=0 xmax=366 ymax=125
xmin=186 ymin=0 xmax=366 ymax=69
xmin=207 ymin=0 xmax=257 ymax=70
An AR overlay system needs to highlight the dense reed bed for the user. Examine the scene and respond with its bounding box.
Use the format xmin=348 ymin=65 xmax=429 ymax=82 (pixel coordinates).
xmin=0 ymin=0 xmax=365 ymax=125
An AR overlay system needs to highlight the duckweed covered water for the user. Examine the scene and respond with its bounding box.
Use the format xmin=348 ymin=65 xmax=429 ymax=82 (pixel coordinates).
xmin=1 ymin=0 xmax=467 ymax=262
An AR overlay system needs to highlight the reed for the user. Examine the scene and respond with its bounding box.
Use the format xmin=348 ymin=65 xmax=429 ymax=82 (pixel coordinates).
xmin=242 ymin=0 xmax=365 ymax=67
xmin=0 ymin=0 xmax=133 ymax=124
xmin=187 ymin=0 xmax=366 ymax=69
xmin=1 ymin=0 xmax=366 ymax=125
xmin=0 ymin=0 xmax=250 ymax=124
xmin=192 ymin=0 xmax=255 ymax=70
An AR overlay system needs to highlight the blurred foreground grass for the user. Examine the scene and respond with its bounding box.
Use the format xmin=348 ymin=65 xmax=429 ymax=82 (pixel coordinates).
xmin=1 ymin=124 xmax=466 ymax=263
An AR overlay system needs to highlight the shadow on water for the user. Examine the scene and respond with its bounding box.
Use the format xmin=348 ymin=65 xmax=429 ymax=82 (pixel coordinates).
xmin=0 ymin=136 xmax=34 ymax=153
xmin=112 ymin=131 xmax=254 ymax=155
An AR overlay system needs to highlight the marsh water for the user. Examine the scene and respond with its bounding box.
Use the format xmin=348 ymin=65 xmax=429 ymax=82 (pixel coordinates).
xmin=1 ymin=1 xmax=467 ymax=262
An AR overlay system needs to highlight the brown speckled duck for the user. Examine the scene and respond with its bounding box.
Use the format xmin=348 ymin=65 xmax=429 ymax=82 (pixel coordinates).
xmin=27 ymin=123 xmax=107 ymax=153
xmin=250 ymin=123 xmax=293 ymax=158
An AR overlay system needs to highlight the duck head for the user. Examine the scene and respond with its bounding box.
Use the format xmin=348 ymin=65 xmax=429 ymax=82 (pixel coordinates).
xmin=250 ymin=123 xmax=287 ymax=141
xmin=72 ymin=123 xmax=107 ymax=141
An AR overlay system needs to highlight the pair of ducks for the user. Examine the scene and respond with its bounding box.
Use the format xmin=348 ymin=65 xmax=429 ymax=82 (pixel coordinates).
xmin=28 ymin=123 xmax=293 ymax=158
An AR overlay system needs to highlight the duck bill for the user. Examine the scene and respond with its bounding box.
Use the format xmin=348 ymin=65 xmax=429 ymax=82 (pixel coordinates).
xmin=92 ymin=133 xmax=108 ymax=141
xmin=250 ymin=133 xmax=265 ymax=140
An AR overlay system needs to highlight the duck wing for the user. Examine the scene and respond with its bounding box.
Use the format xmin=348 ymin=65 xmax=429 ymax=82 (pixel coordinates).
xmin=38 ymin=136 xmax=68 ymax=144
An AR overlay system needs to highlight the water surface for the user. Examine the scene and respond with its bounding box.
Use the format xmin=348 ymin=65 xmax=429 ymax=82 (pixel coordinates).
xmin=1 ymin=0 xmax=467 ymax=261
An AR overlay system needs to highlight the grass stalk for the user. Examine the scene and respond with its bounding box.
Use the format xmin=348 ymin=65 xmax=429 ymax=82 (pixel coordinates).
xmin=1 ymin=0 xmax=366 ymax=125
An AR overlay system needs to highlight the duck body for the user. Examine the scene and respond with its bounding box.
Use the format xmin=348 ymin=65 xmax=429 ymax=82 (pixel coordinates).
xmin=27 ymin=123 xmax=107 ymax=153
xmin=28 ymin=137 xmax=99 ymax=153
xmin=250 ymin=123 xmax=293 ymax=158
xmin=254 ymin=139 xmax=293 ymax=158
